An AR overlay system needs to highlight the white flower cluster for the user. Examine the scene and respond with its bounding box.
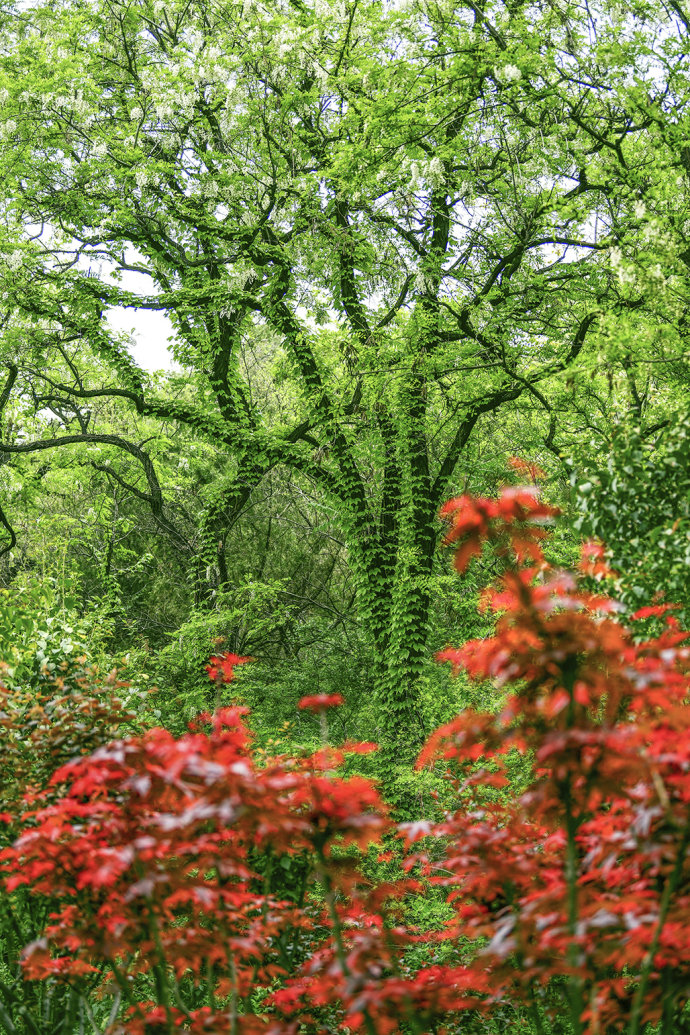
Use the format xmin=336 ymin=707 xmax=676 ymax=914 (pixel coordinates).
xmin=428 ymin=156 xmax=444 ymax=185
xmin=186 ymin=29 xmax=205 ymax=55
xmin=646 ymin=263 xmax=666 ymax=284
xmin=499 ymin=64 xmax=522 ymax=82
xmin=269 ymin=24 xmax=329 ymax=86
xmin=314 ymin=0 xmax=346 ymax=21
xmin=225 ymin=268 xmax=254 ymax=294
xmin=403 ymin=155 xmax=445 ymax=193
xmin=6 ymin=251 xmax=23 ymax=271
xmin=640 ymin=220 xmax=672 ymax=249
xmin=49 ymin=90 xmax=93 ymax=120
xmin=414 ymin=270 xmax=433 ymax=293
xmin=313 ymin=64 xmax=329 ymax=88
xmin=609 ymin=246 xmax=636 ymax=286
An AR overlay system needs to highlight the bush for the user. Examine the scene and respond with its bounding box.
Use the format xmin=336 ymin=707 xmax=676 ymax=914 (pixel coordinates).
xmin=0 ymin=662 xmax=139 ymax=1035
xmin=3 ymin=486 xmax=690 ymax=1034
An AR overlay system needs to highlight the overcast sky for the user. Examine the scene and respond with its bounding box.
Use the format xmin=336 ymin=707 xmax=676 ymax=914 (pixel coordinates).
xmin=102 ymin=264 xmax=177 ymax=373
xmin=106 ymin=297 xmax=176 ymax=373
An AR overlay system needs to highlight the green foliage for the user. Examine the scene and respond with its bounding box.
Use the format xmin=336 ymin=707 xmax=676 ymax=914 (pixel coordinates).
xmin=149 ymin=579 xmax=294 ymax=732
xmin=573 ymin=414 xmax=690 ymax=622
xmin=0 ymin=579 xmax=108 ymax=691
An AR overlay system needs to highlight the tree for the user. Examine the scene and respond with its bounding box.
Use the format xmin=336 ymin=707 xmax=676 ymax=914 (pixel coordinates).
xmin=0 ymin=0 xmax=688 ymax=762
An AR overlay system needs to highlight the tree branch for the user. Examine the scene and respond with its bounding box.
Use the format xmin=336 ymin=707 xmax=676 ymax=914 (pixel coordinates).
xmin=0 ymin=434 xmax=188 ymax=550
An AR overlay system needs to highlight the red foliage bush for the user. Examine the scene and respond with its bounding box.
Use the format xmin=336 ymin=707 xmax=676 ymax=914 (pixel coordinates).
xmin=3 ymin=482 xmax=690 ymax=1034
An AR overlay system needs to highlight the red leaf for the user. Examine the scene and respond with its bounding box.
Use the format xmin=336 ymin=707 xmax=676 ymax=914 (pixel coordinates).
xmin=297 ymin=694 xmax=345 ymax=712
xmin=205 ymin=653 xmax=253 ymax=683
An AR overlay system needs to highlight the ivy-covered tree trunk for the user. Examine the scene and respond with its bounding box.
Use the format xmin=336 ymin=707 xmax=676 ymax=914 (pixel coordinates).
xmin=361 ymin=390 xmax=437 ymax=763
xmin=343 ymin=364 xmax=492 ymax=766
xmin=372 ymin=532 xmax=435 ymax=764
xmin=351 ymin=524 xmax=434 ymax=763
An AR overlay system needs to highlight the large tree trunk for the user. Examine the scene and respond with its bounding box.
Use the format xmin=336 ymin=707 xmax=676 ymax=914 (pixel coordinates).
xmin=355 ymin=522 xmax=436 ymax=812
xmin=352 ymin=374 xmax=440 ymax=789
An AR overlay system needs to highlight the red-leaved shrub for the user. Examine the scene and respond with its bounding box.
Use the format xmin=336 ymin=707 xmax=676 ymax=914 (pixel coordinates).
xmin=2 ymin=483 xmax=690 ymax=1034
